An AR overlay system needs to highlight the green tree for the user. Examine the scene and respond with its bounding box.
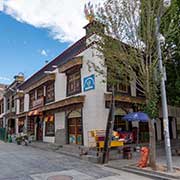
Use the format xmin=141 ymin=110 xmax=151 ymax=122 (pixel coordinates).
xmin=161 ymin=0 xmax=180 ymax=106
xmin=86 ymin=0 xmax=169 ymax=169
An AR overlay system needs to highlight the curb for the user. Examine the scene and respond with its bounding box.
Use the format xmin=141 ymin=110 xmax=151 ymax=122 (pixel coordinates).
xmin=106 ymin=164 xmax=180 ymax=180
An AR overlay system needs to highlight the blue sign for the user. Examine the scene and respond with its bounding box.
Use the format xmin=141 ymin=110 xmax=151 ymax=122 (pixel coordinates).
xmin=83 ymin=74 xmax=95 ymax=92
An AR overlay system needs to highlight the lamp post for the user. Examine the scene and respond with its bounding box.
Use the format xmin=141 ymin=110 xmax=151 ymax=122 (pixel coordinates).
xmin=156 ymin=0 xmax=173 ymax=172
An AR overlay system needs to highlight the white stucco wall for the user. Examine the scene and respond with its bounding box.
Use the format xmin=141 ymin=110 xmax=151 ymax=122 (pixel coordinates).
xmin=55 ymin=112 xmax=65 ymax=130
xmin=24 ymin=94 xmax=29 ymax=112
xmin=78 ymin=44 xmax=109 ymax=146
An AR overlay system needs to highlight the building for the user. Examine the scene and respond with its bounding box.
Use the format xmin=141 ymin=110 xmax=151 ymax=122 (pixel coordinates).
xmin=0 ymin=84 xmax=8 ymax=128
xmin=3 ymin=74 xmax=24 ymax=135
xmin=2 ymin=21 xmax=180 ymax=146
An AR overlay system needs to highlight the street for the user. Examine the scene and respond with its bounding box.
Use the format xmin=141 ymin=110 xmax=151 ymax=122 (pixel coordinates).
xmin=0 ymin=142 xmax=153 ymax=180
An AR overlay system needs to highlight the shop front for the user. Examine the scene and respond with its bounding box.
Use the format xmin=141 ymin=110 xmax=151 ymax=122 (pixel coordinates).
xmin=66 ymin=109 xmax=83 ymax=145
xmin=28 ymin=110 xmax=43 ymax=141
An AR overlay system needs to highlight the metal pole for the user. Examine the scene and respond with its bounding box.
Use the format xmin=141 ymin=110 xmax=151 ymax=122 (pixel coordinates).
xmin=156 ymin=16 xmax=173 ymax=172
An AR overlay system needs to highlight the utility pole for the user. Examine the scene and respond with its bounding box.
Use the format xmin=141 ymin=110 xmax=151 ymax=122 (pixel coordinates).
xmin=156 ymin=13 xmax=173 ymax=172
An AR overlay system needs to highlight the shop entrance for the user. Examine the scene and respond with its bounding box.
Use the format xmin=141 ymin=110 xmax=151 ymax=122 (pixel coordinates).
xmin=68 ymin=115 xmax=83 ymax=145
xmin=36 ymin=116 xmax=43 ymax=141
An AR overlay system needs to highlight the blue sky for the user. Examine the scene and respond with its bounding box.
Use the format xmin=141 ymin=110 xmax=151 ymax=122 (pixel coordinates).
xmin=0 ymin=12 xmax=69 ymax=84
xmin=0 ymin=0 xmax=102 ymax=85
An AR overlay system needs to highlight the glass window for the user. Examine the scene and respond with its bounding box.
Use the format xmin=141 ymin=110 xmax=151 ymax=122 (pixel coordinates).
xmin=45 ymin=116 xmax=55 ymax=136
xmin=29 ymin=91 xmax=35 ymax=109
xmin=7 ymin=98 xmax=10 ymax=110
xmin=11 ymin=95 xmax=15 ymax=108
xmin=19 ymin=97 xmax=24 ymax=113
xmin=27 ymin=118 xmax=35 ymax=135
xmin=45 ymin=81 xmax=55 ymax=103
xmin=37 ymin=86 xmax=44 ymax=99
xmin=67 ymin=71 xmax=81 ymax=96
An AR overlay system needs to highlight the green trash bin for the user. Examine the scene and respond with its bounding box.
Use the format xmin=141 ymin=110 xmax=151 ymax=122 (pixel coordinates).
xmin=8 ymin=135 xmax=12 ymax=143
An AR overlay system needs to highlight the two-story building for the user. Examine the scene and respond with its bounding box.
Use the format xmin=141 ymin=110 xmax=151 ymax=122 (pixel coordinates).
xmin=2 ymin=21 xmax=178 ymax=147
xmin=2 ymin=74 xmax=24 ymax=135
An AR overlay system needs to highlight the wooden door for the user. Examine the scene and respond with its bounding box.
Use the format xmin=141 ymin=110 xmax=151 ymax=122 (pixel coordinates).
xmin=68 ymin=117 xmax=82 ymax=145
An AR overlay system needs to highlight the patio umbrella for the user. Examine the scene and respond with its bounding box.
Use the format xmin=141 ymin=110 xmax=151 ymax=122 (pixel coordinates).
xmin=122 ymin=112 xmax=149 ymax=122
xmin=122 ymin=112 xmax=149 ymax=145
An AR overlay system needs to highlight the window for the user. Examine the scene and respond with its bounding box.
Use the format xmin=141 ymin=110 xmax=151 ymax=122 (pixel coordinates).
xmin=27 ymin=118 xmax=35 ymax=135
xmin=45 ymin=115 xmax=55 ymax=136
xmin=18 ymin=118 xmax=24 ymax=133
xmin=7 ymin=98 xmax=10 ymax=110
xmin=108 ymin=83 xmax=128 ymax=93
xmin=29 ymin=91 xmax=35 ymax=109
xmin=11 ymin=95 xmax=15 ymax=108
xmin=37 ymin=86 xmax=44 ymax=99
xmin=19 ymin=97 xmax=24 ymax=113
xmin=45 ymin=81 xmax=54 ymax=103
xmin=113 ymin=116 xmax=126 ymax=131
xmin=67 ymin=71 xmax=81 ymax=96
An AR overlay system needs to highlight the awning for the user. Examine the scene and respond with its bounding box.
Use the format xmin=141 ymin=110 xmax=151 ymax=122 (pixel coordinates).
xmin=44 ymin=115 xmax=54 ymax=122
xmin=28 ymin=110 xmax=42 ymax=116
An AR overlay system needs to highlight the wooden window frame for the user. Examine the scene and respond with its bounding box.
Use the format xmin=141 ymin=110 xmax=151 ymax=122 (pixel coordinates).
xmin=19 ymin=97 xmax=24 ymax=113
xmin=45 ymin=81 xmax=55 ymax=104
xmin=29 ymin=91 xmax=35 ymax=109
xmin=67 ymin=69 xmax=81 ymax=97
xmin=45 ymin=118 xmax=55 ymax=136
xmin=37 ymin=86 xmax=44 ymax=99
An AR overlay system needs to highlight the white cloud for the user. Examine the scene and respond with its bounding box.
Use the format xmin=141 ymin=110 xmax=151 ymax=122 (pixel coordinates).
xmin=0 ymin=0 xmax=104 ymax=43
xmin=0 ymin=1 xmax=4 ymax=11
xmin=40 ymin=49 xmax=48 ymax=56
xmin=0 ymin=76 xmax=11 ymax=82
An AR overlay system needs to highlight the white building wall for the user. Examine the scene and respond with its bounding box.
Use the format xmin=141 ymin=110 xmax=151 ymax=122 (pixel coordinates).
xmin=55 ymin=72 xmax=67 ymax=101
xmin=24 ymin=94 xmax=29 ymax=112
xmin=55 ymin=112 xmax=65 ymax=130
xmin=78 ymin=45 xmax=109 ymax=146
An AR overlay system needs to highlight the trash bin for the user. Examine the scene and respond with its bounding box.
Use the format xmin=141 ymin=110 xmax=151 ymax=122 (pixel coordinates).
xmin=8 ymin=135 xmax=12 ymax=143
xmin=137 ymin=147 xmax=149 ymax=168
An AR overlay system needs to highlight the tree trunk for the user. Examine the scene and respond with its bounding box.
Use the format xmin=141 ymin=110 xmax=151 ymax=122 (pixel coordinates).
xmin=148 ymin=119 xmax=157 ymax=170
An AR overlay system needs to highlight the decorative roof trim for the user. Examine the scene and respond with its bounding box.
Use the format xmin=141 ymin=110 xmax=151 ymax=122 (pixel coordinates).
xmin=58 ymin=56 xmax=83 ymax=73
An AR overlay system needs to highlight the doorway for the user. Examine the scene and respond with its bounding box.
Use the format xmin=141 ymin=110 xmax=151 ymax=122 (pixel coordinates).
xmin=36 ymin=116 xmax=43 ymax=141
xmin=68 ymin=117 xmax=83 ymax=145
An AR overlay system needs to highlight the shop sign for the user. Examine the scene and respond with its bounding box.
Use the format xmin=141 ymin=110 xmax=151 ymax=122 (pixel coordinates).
xmin=32 ymin=97 xmax=44 ymax=109
xmin=83 ymin=74 xmax=95 ymax=92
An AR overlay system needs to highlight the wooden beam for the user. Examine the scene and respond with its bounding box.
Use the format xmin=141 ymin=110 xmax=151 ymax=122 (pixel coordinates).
xmin=104 ymin=93 xmax=145 ymax=104
xmin=58 ymin=56 xmax=83 ymax=73
xmin=24 ymin=74 xmax=55 ymax=93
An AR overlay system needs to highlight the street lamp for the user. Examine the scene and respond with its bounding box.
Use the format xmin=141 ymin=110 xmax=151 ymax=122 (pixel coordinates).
xmin=156 ymin=0 xmax=173 ymax=172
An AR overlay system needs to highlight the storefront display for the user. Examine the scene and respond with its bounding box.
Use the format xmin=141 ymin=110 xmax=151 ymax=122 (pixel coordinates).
xmin=45 ymin=115 xmax=55 ymax=136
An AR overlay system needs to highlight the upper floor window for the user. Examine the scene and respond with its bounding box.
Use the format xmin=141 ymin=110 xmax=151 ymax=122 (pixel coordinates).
xmin=7 ymin=98 xmax=10 ymax=110
xmin=45 ymin=81 xmax=54 ymax=104
xmin=19 ymin=97 xmax=24 ymax=113
xmin=11 ymin=95 xmax=15 ymax=108
xmin=37 ymin=86 xmax=44 ymax=99
xmin=0 ymin=101 xmax=3 ymax=114
xmin=108 ymin=83 xmax=128 ymax=94
xmin=67 ymin=70 xmax=81 ymax=96
xmin=29 ymin=91 xmax=35 ymax=109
